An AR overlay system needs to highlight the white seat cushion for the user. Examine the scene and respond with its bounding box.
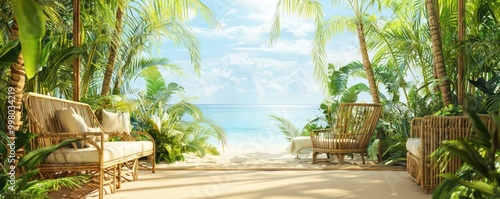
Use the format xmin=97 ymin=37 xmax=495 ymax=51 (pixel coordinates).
xmin=46 ymin=142 xmax=125 ymax=163
xmin=104 ymin=141 xmax=154 ymax=156
xmin=406 ymin=138 xmax=422 ymax=158
xmin=45 ymin=141 xmax=154 ymax=164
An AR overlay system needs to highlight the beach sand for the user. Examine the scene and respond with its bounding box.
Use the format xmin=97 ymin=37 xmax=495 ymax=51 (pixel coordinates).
xmin=153 ymin=143 xmax=396 ymax=170
xmin=49 ymin=143 xmax=409 ymax=198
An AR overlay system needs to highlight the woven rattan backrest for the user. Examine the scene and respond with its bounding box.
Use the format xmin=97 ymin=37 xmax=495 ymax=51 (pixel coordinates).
xmin=23 ymin=92 xmax=100 ymax=148
xmin=334 ymin=103 xmax=382 ymax=148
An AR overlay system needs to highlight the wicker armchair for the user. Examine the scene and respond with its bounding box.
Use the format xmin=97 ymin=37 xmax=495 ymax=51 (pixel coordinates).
xmin=406 ymin=115 xmax=494 ymax=194
xmin=310 ymin=103 xmax=382 ymax=164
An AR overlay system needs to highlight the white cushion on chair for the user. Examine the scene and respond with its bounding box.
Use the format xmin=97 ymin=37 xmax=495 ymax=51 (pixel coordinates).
xmin=314 ymin=139 xmax=359 ymax=149
xmin=406 ymin=138 xmax=422 ymax=158
xmin=45 ymin=142 xmax=125 ymax=163
xmin=101 ymin=110 xmax=131 ymax=134
xmin=104 ymin=141 xmax=154 ymax=157
xmin=45 ymin=141 xmax=154 ymax=164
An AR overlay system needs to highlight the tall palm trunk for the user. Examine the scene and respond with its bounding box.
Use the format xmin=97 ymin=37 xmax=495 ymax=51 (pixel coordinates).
xmin=425 ymin=0 xmax=452 ymax=106
xmin=356 ymin=20 xmax=384 ymax=161
xmin=356 ymin=22 xmax=380 ymax=104
xmin=112 ymin=45 xmax=135 ymax=95
xmin=5 ymin=21 xmax=25 ymax=177
xmin=101 ymin=6 xmax=124 ymax=96
xmin=6 ymin=21 xmax=24 ymax=132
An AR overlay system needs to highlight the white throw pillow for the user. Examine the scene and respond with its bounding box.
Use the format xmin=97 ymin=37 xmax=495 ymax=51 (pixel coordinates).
xmin=88 ymin=126 xmax=108 ymax=142
xmin=101 ymin=110 xmax=131 ymax=134
xmin=55 ymin=107 xmax=88 ymax=148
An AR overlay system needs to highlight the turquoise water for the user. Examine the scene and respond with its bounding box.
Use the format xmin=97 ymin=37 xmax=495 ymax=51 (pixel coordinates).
xmin=196 ymin=104 xmax=323 ymax=148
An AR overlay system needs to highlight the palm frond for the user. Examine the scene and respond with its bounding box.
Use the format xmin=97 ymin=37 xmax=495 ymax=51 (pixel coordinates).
xmin=269 ymin=114 xmax=302 ymax=141
xmin=270 ymin=0 xmax=323 ymax=45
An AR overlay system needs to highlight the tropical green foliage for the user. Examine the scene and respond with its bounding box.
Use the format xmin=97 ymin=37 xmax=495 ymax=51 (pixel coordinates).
xmin=0 ymin=1 xmax=226 ymax=197
xmin=0 ymin=1 xmax=498 ymax=197
xmin=432 ymin=111 xmax=500 ymax=199
xmin=132 ymin=66 xmax=227 ymax=163
xmin=470 ymin=75 xmax=500 ymax=114
xmin=11 ymin=0 xmax=45 ymax=79
xmin=0 ymin=132 xmax=88 ymax=198
xmin=269 ymin=0 xmax=499 ymax=167
xmin=319 ymin=62 xmax=371 ymax=126
xmin=269 ymin=114 xmax=323 ymax=141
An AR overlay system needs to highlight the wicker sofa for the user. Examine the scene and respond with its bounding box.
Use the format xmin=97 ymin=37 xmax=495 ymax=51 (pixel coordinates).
xmin=406 ymin=115 xmax=493 ymax=194
xmin=23 ymin=92 xmax=156 ymax=199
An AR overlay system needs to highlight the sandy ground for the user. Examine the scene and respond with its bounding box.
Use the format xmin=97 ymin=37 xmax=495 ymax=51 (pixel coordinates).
xmin=49 ymin=144 xmax=425 ymax=198
xmin=82 ymin=170 xmax=430 ymax=199
xmin=156 ymin=144 xmax=394 ymax=170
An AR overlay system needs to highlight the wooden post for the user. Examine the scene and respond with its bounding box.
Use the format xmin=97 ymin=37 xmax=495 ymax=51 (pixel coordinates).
xmin=72 ymin=0 xmax=81 ymax=101
xmin=458 ymin=0 xmax=465 ymax=106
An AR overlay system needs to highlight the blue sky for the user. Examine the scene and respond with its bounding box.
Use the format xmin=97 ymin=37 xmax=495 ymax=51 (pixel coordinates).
xmin=157 ymin=0 xmax=368 ymax=105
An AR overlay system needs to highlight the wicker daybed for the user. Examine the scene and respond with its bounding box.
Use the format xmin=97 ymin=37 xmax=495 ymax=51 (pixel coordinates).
xmin=310 ymin=103 xmax=382 ymax=164
xmin=23 ymin=92 xmax=156 ymax=199
xmin=406 ymin=115 xmax=493 ymax=194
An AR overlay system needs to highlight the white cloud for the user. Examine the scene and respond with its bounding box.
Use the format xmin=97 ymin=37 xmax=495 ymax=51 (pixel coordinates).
xmin=204 ymin=84 xmax=224 ymax=96
xmin=261 ymin=71 xmax=273 ymax=76
xmin=219 ymin=52 xmax=255 ymax=67
xmin=225 ymin=8 xmax=238 ymax=16
xmin=234 ymin=38 xmax=312 ymax=55
xmin=211 ymin=67 xmax=232 ymax=78
xmin=283 ymin=20 xmax=315 ymax=37
xmin=192 ymin=23 xmax=269 ymax=42
xmin=230 ymin=76 xmax=246 ymax=85
xmin=192 ymin=0 xmax=314 ymax=43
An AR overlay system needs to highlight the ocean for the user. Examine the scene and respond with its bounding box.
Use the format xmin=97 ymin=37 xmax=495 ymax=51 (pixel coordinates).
xmin=196 ymin=104 xmax=323 ymax=148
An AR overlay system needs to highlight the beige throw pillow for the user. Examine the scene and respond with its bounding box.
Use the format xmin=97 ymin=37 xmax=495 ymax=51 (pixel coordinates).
xmin=55 ymin=107 xmax=88 ymax=148
xmin=101 ymin=110 xmax=131 ymax=134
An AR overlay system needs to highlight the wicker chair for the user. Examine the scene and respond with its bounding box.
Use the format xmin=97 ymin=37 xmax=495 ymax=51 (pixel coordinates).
xmin=406 ymin=115 xmax=494 ymax=194
xmin=310 ymin=103 xmax=382 ymax=164
xmin=23 ymin=92 xmax=156 ymax=199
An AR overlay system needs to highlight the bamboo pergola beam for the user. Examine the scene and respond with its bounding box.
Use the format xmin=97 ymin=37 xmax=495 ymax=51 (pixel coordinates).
xmin=72 ymin=0 xmax=81 ymax=101
xmin=458 ymin=0 xmax=465 ymax=106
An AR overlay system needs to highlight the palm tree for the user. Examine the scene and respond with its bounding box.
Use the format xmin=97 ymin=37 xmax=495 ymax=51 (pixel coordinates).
xmin=5 ymin=21 xmax=24 ymax=132
xmin=78 ymin=0 xmax=115 ymax=96
xmin=100 ymin=0 xmax=219 ymax=96
xmin=1 ymin=0 xmax=45 ymax=132
xmin=318 ymin=0 xmax=382 ymax=104
xmin=372 ymin=0 xmax=434 ymax=96
xmin=425 ymin=0 xmax=452 ymax=106
xmin=100 ymin=0 xmax=125 ymax=96
xmin=110 ymin=0 xmax=200 ymax=95
xmin=269 ymin=0 xmax=326 ymax=90
xmin=270 ymin=0 xmax=381 ymax=104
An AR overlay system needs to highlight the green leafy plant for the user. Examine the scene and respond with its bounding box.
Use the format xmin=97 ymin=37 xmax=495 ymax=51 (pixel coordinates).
xmin=470 ymin=75 xmax=500 ymax=114
xmin=268 ymin=114 xmax=322 ymax=141
xmin=432 ymin=111 xmax=500 ymax=199
xmin=434 ymin=104 xmax=463 ymax=116
xmin=132 ymin=66 xmax=227 ymax=163
xmin=320 ymin=62 xmax=371 ymax=127
xmin=0 ymin=132 xmax=88 ymax=198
